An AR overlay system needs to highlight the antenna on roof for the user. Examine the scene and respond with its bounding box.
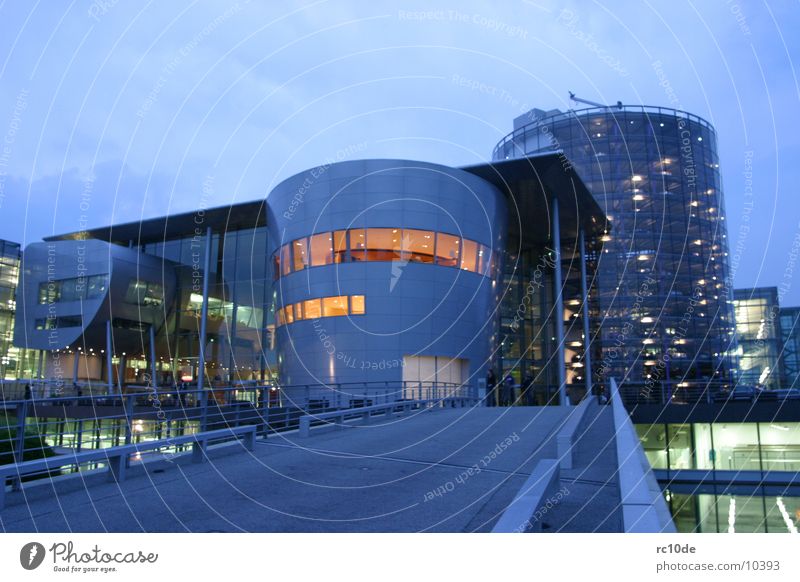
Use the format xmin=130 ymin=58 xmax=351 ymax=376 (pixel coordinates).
xmin=569 ymin=91 xmax=623 ymax=109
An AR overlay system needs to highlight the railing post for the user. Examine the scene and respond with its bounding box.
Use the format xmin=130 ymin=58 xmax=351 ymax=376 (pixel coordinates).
xmin=200 ymin=389 xmax=209 ymax=432
xmin=124 ymin=394 xmax=134 ymax=446
xmin=258 ymin=387 xmax=268 ymax=438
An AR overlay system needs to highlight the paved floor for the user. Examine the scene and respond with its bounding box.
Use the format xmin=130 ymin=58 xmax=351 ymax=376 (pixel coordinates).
xmin=1 ymin=404 xmax=622 ymax=532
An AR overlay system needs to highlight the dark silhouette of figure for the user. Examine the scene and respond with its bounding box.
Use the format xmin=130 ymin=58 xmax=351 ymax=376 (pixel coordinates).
xmin=502 ymin=374 xmax=515 ymax=407
xmin=486 ymin=369 xmax=497 ymax=407
xmin=522 ymin=372 xmax=535 ymax=406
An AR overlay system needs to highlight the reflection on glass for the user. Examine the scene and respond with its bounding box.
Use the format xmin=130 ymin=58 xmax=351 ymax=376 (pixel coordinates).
xmin=667 ymin=424 xmax=693 ymax=469
xmin=350 ymin=295 xmax=365 ymax=315
xmin=323 ymin=296 xmax=348 ymax=317
xmin=333 ymin=230 xmax=348 ymax=263
xmin=310 ymin=233 xmax=333 ymax=267
xmin=281 ymin=245 xmax=291 ymax=276
xmin=713 ymin=423 xmax=760 ymax=471
xmin=461 ymin=239 xmax=478 ymax=272
xmin=403 ymin=229 xmax=435 ymax=263
xmin=350 ymin=229 xmax=367 ymax=262
xmin=303 ymin=298 xmax=321 ymax=319
xmin=273 ymin=229 xmax=493 ymax=278
xmin=276 ymin=295 xmax=366 ymax=327
xmin=436 ymin=233 xmax=460 ymax=267
xmin=293 ymin=238 xmax=309 ymax=271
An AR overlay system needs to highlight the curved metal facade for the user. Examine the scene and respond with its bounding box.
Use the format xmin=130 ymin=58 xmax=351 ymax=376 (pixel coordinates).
xmin=14 ymin=240 xmax=177 ymax=353
xmin=495 ymin=106 xmax=736 ymax=394
xmin=267 ymin=159 xmax=508 ymax=389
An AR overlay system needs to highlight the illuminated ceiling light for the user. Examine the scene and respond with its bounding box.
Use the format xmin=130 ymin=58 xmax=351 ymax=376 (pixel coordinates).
xmin=631 ymin=175 xmax=643 ymax=182
xmin=633 ymin=194 xmax=645 ymax=201
xmin=693 ymin=239 xmax=703 ymax=246
xmin=697 ymin=136 xmax=703 ymax=142
xmin=641 ymin=316 xmax=654 ymax=323
xmin=642 ymin=338 xmax=654 ymax=344
xmin=637 ymin=254 xmax=649 ymax=261
xmin=690 ymin=201 xmax=699 ymax=207
xmin=776 ymin=498 xmax=799 ymax=534
xmin=727 ymin=499 xmax=736 ymax=534
xmin=601 ymin=235 xmax=612 ymax=242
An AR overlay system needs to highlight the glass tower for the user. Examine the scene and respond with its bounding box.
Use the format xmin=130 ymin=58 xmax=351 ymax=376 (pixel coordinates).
xmin=494 ymin=105 xmax=737 ymax=400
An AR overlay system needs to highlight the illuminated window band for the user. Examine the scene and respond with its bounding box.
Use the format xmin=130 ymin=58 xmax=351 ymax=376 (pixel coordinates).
xmin=273 ymin=228 xmax=496 ymax=280
xmin=276 ymin=295 xmax=365 ymax=327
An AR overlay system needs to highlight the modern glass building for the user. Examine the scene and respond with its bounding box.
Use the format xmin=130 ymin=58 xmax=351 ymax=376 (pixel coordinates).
xmin=13 ymin=155 xmax=606 ymax=406
xmin=14 ymin=203 xmax=276 ymax=394
xmin=733 ymin=287 xmax=784 ymax=389
xmin=0 ymin=238 xmax=42 ymax=380
xmin=494 ymin=105 xmax=737 ymax=402
xmin=780 ymin=306 xmax=800 ymax=389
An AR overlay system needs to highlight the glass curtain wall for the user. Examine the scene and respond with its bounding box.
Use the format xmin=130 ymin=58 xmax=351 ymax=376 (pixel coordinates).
xmin=495 ymin=107 xmax=736 ymax=398
xmin=141 ymin=226 xmax=276 ymax=386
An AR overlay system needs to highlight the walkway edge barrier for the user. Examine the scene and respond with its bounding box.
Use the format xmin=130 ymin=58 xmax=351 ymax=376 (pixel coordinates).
xmin=556 ymin=395 xmax=595 ymax=470
xmin=491 ymin=458 xmax=561 ymax=533
xmin=610 ymin=378 xmax=676 ymax=533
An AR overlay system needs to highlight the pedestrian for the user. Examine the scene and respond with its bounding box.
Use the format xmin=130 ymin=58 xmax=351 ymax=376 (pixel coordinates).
xmin=502 ymin=374 xmax=515 ymax=406
xmin=486 ymin=369 xmax=497 ymax=407
xmin=24 ymin=383 xmax=32 ymax=400
xmin=522 ymin=371 xmax=535 ymax=406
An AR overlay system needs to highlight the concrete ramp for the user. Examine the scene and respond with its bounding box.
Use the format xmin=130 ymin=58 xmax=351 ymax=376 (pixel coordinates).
xmin=1 ymin=406 xmax=624 ymax=532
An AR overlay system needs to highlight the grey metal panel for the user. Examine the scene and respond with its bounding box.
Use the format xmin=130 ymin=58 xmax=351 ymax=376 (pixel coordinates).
xmin=14 ymin=240 xmax=177 ymax=351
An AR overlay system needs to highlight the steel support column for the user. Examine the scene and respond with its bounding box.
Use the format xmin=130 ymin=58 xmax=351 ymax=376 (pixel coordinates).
xmin=579 ymin=229 xmax=593 ymax=399
xmin=197 ymin=227 xmax=212 ymax=390
xmin=552 ymin=198 xmax=568 ymax=406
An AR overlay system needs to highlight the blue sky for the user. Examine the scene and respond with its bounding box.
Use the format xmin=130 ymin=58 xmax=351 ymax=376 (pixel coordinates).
xmin=0 ymin=1 xmax=798 ymax=303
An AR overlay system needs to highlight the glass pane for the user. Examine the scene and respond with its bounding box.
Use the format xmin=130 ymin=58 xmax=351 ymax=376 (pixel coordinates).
xmin=272 ymin=251 xmax=281 ymax=280
xmin=476 ymin=244 xmax=490 ymax=275
xmin=693 ymin=423 xmax=714 ymax=469
xmin=350 ymin=295 xmax=365 ymax=315
xmin=284 ymin=304 xmax=294 ymax=324
xmin=461 ymin=239 xmax=478 ymax=272
xmin=436 ymin=233 xmax=460 ymax=267
xmin=293 ymin=238 xmax=309 ymax=271
xmin=281 ymin=244 xmax=291 ymax=276
xmin=323 ymin=295 xmax=348 ymax=317
xmin=293 ymin=302 xmax=304 ymax=321
xmin=310 ymin=232 xmax=333 ymax=267
xmin=276 ymin=307 xmax=285 ymax=326
xmin=713 ymin=423 xmax=760 ymax=471
xmin=402 ymin=229 xmax=435 ymax=263
xmin=349 ymin=229 xmax=367 ymax=262
xmin=636 ymin=424 xmax=667 ymax=469
xmin=303 ymin=298 xmax=322 ymax=319
xmin=759 ymin=422 xmax=800 ymax=472
xmin=365 ymin=228 xmax=401 ymax=261
xmin=333 ymin=230 xmax=348 ymax=263
xmin=667 ymin=424 xmax=693 ymax=469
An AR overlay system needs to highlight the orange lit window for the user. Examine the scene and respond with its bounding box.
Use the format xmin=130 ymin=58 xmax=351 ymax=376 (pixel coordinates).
xmin=436 ymin=233 xmax=460 ymax=267
xmin=366 ymin=228 xmax=401 ymax=261
xmin=310 ymin=232 xmax=333 ymax=267
xmin=276 ymin=307 xmax=285 ymax=326
xmin=293 ymin=238 xmax=309 ymax=271
xmin=281 ymin=245 xmax=291 ymax=276
xmin=285 ymin=304 xmax=294 ymax=324
xmin=350 ymin=295 xmax=365 ymax=315
xmin=323 ymin=296 xmax=349 ymax=317
xmin=402 ymin=229 xmax=435 ymax=263
xmin=333 ymin=230 xmax=348 ymax=263
xmin=272 ymin=252 xmax=281 ymax=281
xmin=293 ymin=302 xmax=303 ymax=321
xmin=349 ymin=229 xmax=367 ymax=262
xmin=476 ymin=244 xmax=489 ymax=275
xmin=461 ymin=239 xmax=478 ymax=272
xmin=303 ymin=298 xmax=322 ymax=319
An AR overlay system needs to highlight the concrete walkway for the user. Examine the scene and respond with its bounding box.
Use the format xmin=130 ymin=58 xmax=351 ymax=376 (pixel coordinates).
xmin=1 ymin=405 xmax=622 ymax=532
